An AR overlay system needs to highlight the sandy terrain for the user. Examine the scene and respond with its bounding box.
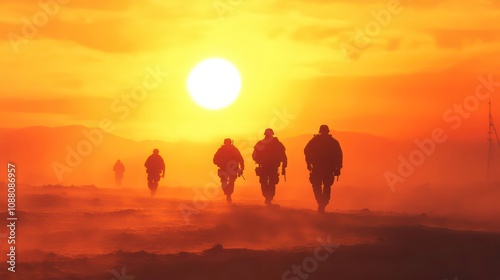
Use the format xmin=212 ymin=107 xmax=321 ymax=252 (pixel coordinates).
xmin=0 ymin=184 xmax=499 ymax=280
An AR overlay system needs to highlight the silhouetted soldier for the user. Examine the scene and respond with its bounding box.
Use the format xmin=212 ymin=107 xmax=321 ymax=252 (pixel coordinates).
xmin=144 ymin=149 xmax=165 ymax=197
xmin=304 ymin=125 xmax=343 ymax=213
xmin=253 ymin=128 xmax=287 ymax=206
xmin=213 ymin=138 xmax=245 ymax=203
xmin=113 ymin=160 xmax=125 ymax=187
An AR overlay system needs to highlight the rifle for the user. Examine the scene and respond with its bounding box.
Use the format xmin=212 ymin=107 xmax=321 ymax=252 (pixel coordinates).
xmin=238 ymin=168 xmax=245 ymax=180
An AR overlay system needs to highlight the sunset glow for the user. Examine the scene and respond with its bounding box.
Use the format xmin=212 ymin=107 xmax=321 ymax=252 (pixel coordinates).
xmin=187 ymin=58 xmax=241 ymax=110
xmin=1 ymin=1 xmax=500 ymax=279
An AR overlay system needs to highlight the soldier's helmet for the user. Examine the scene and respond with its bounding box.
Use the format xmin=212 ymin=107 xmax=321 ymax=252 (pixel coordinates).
xmin=224 ymin=138 xmax=232 ymax=145
xmin=319 ymin=125 xmax=330 ymax=134
xmin=264 ymin=128 xmax=275 ymax=136
xmin=153 ymin=149 xmax=159 ymax=154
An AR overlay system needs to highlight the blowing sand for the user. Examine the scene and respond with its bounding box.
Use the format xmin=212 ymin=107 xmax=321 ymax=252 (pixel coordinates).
xmin=1 ymin=184 xmax=499 ymax=280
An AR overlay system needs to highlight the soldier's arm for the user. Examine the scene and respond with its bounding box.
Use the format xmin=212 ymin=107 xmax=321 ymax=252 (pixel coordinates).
xmin=280 ymin=142 xmax=288 ymax=168
xmin=251 ymin=145 xmax=259 ymax=163
xmin=159 ymin=158 xmax=165 ymax=177
xmin=213 ymin=150 xmax=219 ymax=165
xmin=335 ymin=140 xmax=343 ymax=168
xmin=304 ymin=139 xmax=312 ymax=165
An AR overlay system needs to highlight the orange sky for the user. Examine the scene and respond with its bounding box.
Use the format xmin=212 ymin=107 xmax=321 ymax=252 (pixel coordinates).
xmin=1 ymin=0 xmax=500 ymax=142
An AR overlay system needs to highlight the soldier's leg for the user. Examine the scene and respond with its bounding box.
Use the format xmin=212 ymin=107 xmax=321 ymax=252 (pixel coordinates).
xmin=226 ymin=176 xmax=236 ymax=203
xmin=268 ymin=170 xmax=280 ymax=202
xmin=220 ymin=176 xmax=229 ymax=195
xmin=309 ymin=171 xmax=324 ymax=206
xmin=264 ymin=178 xmax=272 ymax=205
xmin=227 ymin=176 xmax=236 ymax=195
xmin=151 ymin=174 xmax=160 ymax=197
xmin=147 ymin=173 xmax=154 ymax=190
xmin=259 ymin=175 xmax=269 ymax=199
xmin=322 ymin=173 xmax=335 ymax=206
xmin=224 ymin=176 xmax=231 ymax=203
xmin=218 ymin=170 xmax=228 ymax=194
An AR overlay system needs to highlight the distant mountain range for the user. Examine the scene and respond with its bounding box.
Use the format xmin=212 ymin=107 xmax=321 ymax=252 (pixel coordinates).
xmin=0 ymin=126 xmax=494 ymax=190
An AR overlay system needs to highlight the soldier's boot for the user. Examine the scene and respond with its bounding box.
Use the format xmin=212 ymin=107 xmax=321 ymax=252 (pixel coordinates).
xmin=265 ymin=197 xmax=272 ymax=206
xmin=266 ymin=183 xmax=277 ymax=206
xmin=150 ymin=183 xmax=158 ymax=197
xmin=318 ymin=203 xmax=326 ymax=214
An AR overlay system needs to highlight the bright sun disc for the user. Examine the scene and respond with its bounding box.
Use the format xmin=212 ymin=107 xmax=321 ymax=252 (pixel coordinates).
xmin=187 ymin=58 xmax=242 ymax=110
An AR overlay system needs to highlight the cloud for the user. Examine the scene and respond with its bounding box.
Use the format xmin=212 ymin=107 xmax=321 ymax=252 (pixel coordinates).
xmin=0 ymin=97 xmax=113 ymax=120
xmin=0 ymin=0 xmax=209 ymax=53
xmin=428 ymin=29 xmax=500 ymax=49
xmin=1 ymin=0 xmax=138 ymax=13
xmin=1 ymin=0 xmax=499 ymax=141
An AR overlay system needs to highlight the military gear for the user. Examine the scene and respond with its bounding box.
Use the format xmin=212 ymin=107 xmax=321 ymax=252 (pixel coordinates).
xmin=213 ymin=140 xmax=244 ymax=203
xmin=252 ymin=137 xmax=287 ymax=169
xmin=319 ymin=124 xmax=330 ymax=134
xmin=255 ymin=166 xmax=262 ymax=176
xmin=334 ymin=167 xmax=341 ymax=176
xmin=304 ymin=131 xmax=343 ymax=212
xmin=213 ymin=142 xmax=245 ymax=175
xmin=145 ymin=150 xmax=165 ymax=197
xmin=253 ymin=136 xmax=287 ymax=204
xmin=264 ymin=128 xmax=275 ymax=136
xmin=304 ymin=134 xmax=342 ymax=171
xmin=237 ymin=168 xmax=243 ymax=177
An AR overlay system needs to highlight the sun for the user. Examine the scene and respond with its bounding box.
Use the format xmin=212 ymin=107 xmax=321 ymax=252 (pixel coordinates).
xmin=187 ymin=58 xmax=242 ymax=110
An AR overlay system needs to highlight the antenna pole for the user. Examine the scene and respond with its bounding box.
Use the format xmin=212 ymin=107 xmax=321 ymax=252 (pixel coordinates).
xmin=488 ymin=99 xmax=492 ymax=180
xmin=488 ymin=99 xmax=500 ymax=180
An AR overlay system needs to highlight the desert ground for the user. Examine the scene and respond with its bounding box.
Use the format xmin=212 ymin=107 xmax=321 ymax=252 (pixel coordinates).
xmin=1 ymin=183 xmax=499 ymax=280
